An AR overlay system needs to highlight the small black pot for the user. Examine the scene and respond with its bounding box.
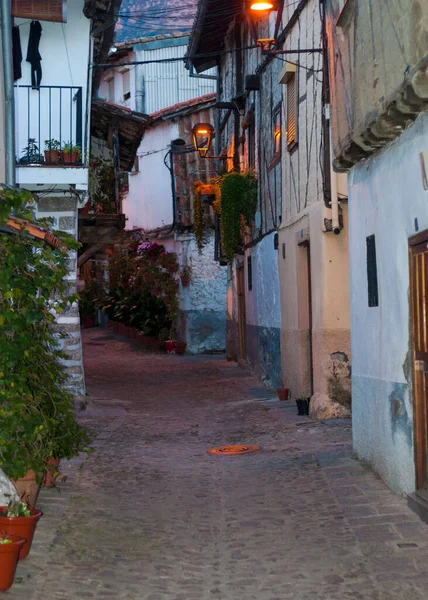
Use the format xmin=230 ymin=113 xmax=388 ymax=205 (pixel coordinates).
xmin=296 ymin=399 xmax=310 ymax=416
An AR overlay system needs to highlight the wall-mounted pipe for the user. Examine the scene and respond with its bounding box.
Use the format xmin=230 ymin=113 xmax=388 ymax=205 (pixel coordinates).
xmin=326 ymin=105 xmax=340 ymax=235
xmin=1 ymin=0 xmax=16 ymax=186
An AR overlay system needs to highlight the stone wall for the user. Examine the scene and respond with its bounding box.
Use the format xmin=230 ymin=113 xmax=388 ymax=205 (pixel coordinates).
xmin=37 ymin=196 xmax=86 ymax=401
xmin=177 ymin=232 xmax=227 ymax=354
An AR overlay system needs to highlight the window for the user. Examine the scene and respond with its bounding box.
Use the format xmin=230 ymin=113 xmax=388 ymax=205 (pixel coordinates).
xmin=366 ymin=235 xmax=379 ymax=307
xmin=286 ymin=73 xmax=297 ymax=150
xmin=122 ymin=70 xmax=131 ymax=101
xmin=107 ymin=78 xmax=115 ymax=102
xmin=273 ymin=105 xmax=281 ymax=158
xmin=247 ymin=256 xmax=252 ymax=291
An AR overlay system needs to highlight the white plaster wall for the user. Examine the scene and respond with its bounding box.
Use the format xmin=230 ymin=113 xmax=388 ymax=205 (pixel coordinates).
xmin=123 ymin=121 xmax=179 ymax=231
xmin=14 ymin=3 xmax=91 ymax=162
xmin=349 ymin=113 xmax=428 ymax=494
xmin=245 ymin=233 xmax=281 ymax=330
xmin=98 ymin=50 xmax=137 ymax=111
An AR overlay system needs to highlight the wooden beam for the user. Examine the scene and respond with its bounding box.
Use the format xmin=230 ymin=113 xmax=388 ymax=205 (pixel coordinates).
xmin=78 ymin=244 xmax=105 ymax=268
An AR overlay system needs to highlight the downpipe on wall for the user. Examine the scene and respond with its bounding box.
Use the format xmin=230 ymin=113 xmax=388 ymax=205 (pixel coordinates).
xmin=324 ymin=104 xmax=341 ymax=235
xmin=1 ymin=0 xmax=16 ymax=186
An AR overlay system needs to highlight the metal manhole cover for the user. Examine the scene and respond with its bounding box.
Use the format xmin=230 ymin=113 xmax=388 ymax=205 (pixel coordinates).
xmin=207 ymin=445 xmax=262 ymax=456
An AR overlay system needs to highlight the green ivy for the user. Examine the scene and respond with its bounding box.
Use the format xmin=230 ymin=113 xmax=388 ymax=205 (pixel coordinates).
xmin=0 ymin=187 xmax=90 ymax=482
xmin=219 ymin=171 xmax=258 ymax=261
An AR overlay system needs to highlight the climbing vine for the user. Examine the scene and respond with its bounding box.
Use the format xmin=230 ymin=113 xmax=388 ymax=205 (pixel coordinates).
xmin=193 ymin=181 xmax=204 ymax=252
xmin=217 ymin=171 xmax=258 ymax=261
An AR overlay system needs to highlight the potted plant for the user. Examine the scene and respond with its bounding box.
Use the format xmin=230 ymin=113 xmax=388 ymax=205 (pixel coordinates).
xmin=180 ymin=265 xmax=192 ymax=287
xmin=165 ymin=340 xmax=178 ymax=353
xmin=0 ymin=502 xmax=43 ymax=560
xmin=277 ymin=387 xmax=290 ymax=401
xmin=0 ymin=187 xmax=90 ymax=505
xmin=62 ymin=141 xmax=81 ymax=164
xmin=296 ymin=395 xmax=310 ymax=416
xmin=44 ymin=139 xmax=61 ymax=164
xmin=0 ymin=533 xmax=26 ymax=591
xmin=175 ymin=341 xmax=187 ymax=355
xmin=18 ymin=138 xmax=45 ymax=165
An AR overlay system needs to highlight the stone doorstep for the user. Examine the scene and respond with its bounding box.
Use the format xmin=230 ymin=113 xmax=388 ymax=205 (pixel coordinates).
xmin=408 ymin=493 xmax=428 ymax=524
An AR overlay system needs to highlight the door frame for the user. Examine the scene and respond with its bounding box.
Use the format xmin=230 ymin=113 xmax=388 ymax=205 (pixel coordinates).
xmin=409 ymin=230 xmax=428 ymax=492
xmin=236 ymin=262 xmax=247 ymax=361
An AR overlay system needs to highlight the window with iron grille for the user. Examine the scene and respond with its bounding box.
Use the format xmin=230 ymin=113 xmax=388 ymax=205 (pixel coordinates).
xmin=286 ymin=73 xmax=297 ymax=150
xmin=366 ymin=234 xmax=379 ymax=307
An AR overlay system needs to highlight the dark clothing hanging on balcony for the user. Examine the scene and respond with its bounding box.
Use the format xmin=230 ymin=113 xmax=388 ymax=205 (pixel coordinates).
xmin=12 ymin=26 xmax=22 ymax=81
xmin=26 ymin=20 xmax=42 ymax=89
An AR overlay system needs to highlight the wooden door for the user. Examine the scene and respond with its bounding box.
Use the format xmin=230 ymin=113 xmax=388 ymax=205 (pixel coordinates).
xmin=410 ymin=233 xmax=428 ymax=495
xmin=237 ymin=264 xmax=247 ymax=361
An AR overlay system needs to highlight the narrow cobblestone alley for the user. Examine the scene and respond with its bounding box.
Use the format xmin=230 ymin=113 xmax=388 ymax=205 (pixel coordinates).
xmin=7 ymin=329 xmax=428 ymax=600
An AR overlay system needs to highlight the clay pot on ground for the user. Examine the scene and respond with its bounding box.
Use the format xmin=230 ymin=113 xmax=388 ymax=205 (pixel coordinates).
xmin=43 ymin=150 xmax=61 ymax=164
xmin=175 ymin=342 xmax=187 ymax=355
xmin=277 ymin=388 xmax=290 ymax=401
xmin=165 ymin=340 xmax=178 ymax=354
xmin=42 ymin=458 xmax=60 ymax=488
xmin=180 ymin=273 xmax=191 ymax=287
xmin=0 ymin=534 xmax=26 ymax=591
xmin=10 ymin=471 xmax=40 ymax=508
xmin=82 ymin=314 xmax=96 ymax=328
xmin=0 ymin=508 xmax=43 ymax=560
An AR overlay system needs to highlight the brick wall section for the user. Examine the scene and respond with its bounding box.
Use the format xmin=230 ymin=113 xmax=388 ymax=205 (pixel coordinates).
xmin=37 ymin=196 xmax=86 ymax=401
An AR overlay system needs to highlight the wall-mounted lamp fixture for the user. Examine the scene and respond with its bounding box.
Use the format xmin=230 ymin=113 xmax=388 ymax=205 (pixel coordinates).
xmin=248 ymin=0 xmax=322 ymax=55
xmin=191 ymin=123 xmax=214 ymax=158
xmin=191 ymin=123 xmax=233 ymax=160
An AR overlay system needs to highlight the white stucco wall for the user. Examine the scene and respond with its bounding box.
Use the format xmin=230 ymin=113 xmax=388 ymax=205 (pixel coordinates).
xmin=14 ymin=2 xmax=91 ymax=165
xmin=349 ymin=112 xmax=428 ymax=494
xmin=122 ymin=121 xmax=179 ymax=231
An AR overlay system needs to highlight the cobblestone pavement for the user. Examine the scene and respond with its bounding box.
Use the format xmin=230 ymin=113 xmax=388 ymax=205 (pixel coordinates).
xmin=7 ymin=329 xmax=428 ymax=599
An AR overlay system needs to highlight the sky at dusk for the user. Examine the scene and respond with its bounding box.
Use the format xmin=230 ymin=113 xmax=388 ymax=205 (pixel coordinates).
xmin=116 ymin=0 xmax=198 ymax=43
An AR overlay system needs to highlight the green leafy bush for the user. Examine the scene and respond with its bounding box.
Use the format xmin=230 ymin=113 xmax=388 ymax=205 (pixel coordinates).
xmin=0 ymin=187 xmax=90 ymax=482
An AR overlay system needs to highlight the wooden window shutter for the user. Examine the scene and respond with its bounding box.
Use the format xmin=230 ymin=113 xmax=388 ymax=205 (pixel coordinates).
xmin=287 ymin=73 xmax=297 ymax=149
xmin=12 ymin=0 xmax=67 ymax=23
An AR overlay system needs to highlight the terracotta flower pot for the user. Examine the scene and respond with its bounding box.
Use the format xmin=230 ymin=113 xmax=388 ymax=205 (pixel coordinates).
xmin=82 ymin=315 xmax=96 ymax=329
xmin=42 ymin=458 xmax=60 ymax=488
xmin=175 ymin=342 xmax=187 ymax=355
xmin=0 ymin=534 xmax=26 ymax=591
xmin=63 ymin=151 xmax=79 ymax=164
xmin=10 ymin=471 xmax=40 ymax=508
xmin=165 ymin=340 xmax=178 ymax=354
xmin=44 ymin=150 xmax=61 ymax=164
xmin=0 ymin=508 xmax=43 ymax=560
xmin=180 ymin=274 xmax=191 ymax=287
xmin=277 ymin=388 xmax=290 ymax=401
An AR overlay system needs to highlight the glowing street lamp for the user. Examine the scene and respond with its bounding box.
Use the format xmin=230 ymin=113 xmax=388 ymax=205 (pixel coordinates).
xmin=249 ymin=1 xmax=276 ymax=13
xmin=191 ymin=123 xmax=215 ymax=158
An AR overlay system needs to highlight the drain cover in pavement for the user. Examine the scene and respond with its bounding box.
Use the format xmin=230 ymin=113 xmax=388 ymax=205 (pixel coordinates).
xmin=207 ymin=445 xmax=261 ymax=456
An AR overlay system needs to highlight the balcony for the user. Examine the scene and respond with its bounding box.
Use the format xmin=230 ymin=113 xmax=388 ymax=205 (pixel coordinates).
xmin=14 ymin=85 xmax=88 ymax=188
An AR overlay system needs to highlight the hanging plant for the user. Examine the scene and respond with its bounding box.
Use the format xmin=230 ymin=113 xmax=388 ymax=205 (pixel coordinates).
xmin=193 ymin=181 xmax=205 ymax=252
xmin=218 ymin=171 xmax=257 ymax=261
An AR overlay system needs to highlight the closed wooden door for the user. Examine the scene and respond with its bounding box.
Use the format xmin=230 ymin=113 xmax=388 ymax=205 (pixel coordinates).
xmin=237 ymin=265 xmax=247 ymax=360
xmin=410 ymin=234 xmax=428 ymax=494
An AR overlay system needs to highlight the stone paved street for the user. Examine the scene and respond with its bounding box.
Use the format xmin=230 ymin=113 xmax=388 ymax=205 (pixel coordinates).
xmin=7 ymin=329 xmax=428 ymax=599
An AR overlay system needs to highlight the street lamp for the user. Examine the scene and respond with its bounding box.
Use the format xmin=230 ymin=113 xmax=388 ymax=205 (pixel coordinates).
xmin=247 ymin=0 xmax=322 ymax=55
xmin=191 ymin=123 xmax=215 ymax=158
xmin=191 ymin=123 xmax=233 ymax=160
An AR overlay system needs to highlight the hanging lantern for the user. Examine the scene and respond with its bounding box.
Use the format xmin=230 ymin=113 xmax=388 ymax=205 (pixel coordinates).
xmin=191 ymin=123 xmax=215 ymax=158
xmin=249 ymin=0 xmax=277 ymax=13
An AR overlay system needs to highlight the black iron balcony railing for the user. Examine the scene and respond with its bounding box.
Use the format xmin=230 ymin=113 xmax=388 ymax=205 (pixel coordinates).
xmin=14 ymin=85 xmax=84 ymax=166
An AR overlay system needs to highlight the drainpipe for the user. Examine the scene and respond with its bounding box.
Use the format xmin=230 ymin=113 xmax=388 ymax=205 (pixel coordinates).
xmin=326 ymin=104 xmax=340 ymax=235
xmin=1 ymin=0 xmax=16 ymax=186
